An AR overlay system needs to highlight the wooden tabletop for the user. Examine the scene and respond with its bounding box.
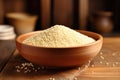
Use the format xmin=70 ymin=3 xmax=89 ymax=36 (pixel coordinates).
xmin=0 ymin=37 xmax=120 ymax=80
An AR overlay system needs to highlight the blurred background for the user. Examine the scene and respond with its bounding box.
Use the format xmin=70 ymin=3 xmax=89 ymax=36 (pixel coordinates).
xmin=0 ymin=0 xmax=120 ymax=37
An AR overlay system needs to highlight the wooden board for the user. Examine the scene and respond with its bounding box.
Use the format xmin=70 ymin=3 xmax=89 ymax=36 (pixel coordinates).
xmin=79 ymin=0 xmax=89 ymax=30
xmin=0 ymin=40 xmax=16 ymax=72
xmin=0 ymin=0 xmax=4 ymax=24
xmin=1 ymin=37 xmax=120 ymax=80
xmin=0 ymin=50 xmax=90 ymax=80
xmin=53 ymin=0 xmax=74 ymax=28
xmin=41 ymin=0 xmax=51 ymax=29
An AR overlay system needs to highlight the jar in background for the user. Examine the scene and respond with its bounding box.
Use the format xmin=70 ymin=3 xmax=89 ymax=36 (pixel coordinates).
xmin=0 ymin=25 xmax=16 ymax=40
xmin=6 ymin=13 xmax=38 ymax=35
xmin=91 ymin=11 xmax=113 ymax=33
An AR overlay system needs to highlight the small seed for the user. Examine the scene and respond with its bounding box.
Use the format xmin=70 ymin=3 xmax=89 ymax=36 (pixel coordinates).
xmin=106 ymin=62 xmax=109 ymax=66
xmin=100 ymin=52 xmax=103 ymax=55
xmin=112 ymin=63 xmax=115 ymax=67
xmin=91 ymin=64 xmax=95 ymax=67
xmin=15 ymin=66 xmax=18 ymax=68
xmin=100 ymin=61 xmax=103 ymax=64
xmin=49 ymin=77 xmax=55 ymax=80
xmin=115 ymin=62 xmax=119 ymax=65
xmin=74 ymin=77 xmax=78 ymax=80
xmin=85 ymin=65 xmax=88 ymax=68
xmin=112 ymin=53 xmax=116 ymax=56
xmin=78 ymin=67 xmax=81 ymax=70
xmin=100 ymin=56 xmax=104 ymax=60
xmin=16 ymin=69 xmax=20 ymax=72
xmin=20 ymin=66 xmax=24 ymax=69
xmin=35 ymin=70 xmax=37 ymax=72
xmin=24 ymin=67 xmax=27 ymax=70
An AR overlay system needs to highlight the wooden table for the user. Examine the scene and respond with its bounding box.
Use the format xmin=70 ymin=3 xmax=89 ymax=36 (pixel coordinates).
xmin=0 ymin=37 xmax=120 ymax=80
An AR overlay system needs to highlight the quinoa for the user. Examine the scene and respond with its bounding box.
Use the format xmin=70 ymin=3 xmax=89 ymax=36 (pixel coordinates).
xmin=23 ymin=25 xmax=95 ymax=47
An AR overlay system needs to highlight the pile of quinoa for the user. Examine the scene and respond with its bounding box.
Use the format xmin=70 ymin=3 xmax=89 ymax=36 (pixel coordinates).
xmin=23 ymin=25 xmax=95 ymax=47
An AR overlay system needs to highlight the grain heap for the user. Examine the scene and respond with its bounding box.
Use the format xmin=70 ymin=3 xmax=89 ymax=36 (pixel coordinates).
xmin=23 ymin=25 xmax=95 ymax=47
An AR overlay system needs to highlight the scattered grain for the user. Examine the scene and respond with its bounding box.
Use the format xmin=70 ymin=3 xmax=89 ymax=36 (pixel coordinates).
xmin=15 ymin=62 xmax=41 ymax=73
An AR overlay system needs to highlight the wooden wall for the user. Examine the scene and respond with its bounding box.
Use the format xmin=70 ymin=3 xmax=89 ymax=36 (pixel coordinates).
xmin=0 ymin=0 xmax=120 ymax=33
xmin=0 ymin=0 xmax=89 ymax=30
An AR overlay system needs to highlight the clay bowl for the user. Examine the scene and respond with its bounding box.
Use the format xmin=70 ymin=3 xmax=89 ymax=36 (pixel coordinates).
xmin=16 ymin=30 xmax=103 ymax=67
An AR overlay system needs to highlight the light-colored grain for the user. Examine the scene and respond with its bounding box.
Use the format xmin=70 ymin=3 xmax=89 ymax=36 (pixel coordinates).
xmin=100 ymin=55 xmax=104 ymax=60
xmin=23 ymin=25 xmax=95 ymax=47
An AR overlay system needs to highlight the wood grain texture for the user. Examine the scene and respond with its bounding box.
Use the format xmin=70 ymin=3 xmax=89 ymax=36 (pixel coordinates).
xmin=0 ymin=0 xmax=4 ymax=24
xmin=79 ymin=0 xmax=89 ymax=30
xmin=3 ymin=0 xmax=25 ymax=13
xmin=0 ymin=50 xmax=90 ymax=80
xmin=1 ymin=37 xmax=120 ymax=80
xmin=12 ymin=0 xmax=25 ymax=12
xmin=0 ymin=40 xmax=16 ymax=72
xmin=53 ymin=0 xmax=74 ymax=28
xmin=41 ymin=0 xmax=51 ymax=29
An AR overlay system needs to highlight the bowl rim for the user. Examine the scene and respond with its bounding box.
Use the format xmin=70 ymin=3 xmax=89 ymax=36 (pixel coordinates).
xmin=16 ymin=30 xmax=103 ymax=49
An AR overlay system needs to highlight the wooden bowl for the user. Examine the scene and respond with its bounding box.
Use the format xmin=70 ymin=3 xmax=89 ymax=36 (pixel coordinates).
xmin=16 ymin=30 xmax=103 ymax=67
xmin=6 ymin=13 xmax=38 ymax=35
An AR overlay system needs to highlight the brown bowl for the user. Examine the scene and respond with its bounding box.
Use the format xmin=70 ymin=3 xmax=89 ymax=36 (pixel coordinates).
xmin=16 ymin=30 xmax=103 ymax=67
